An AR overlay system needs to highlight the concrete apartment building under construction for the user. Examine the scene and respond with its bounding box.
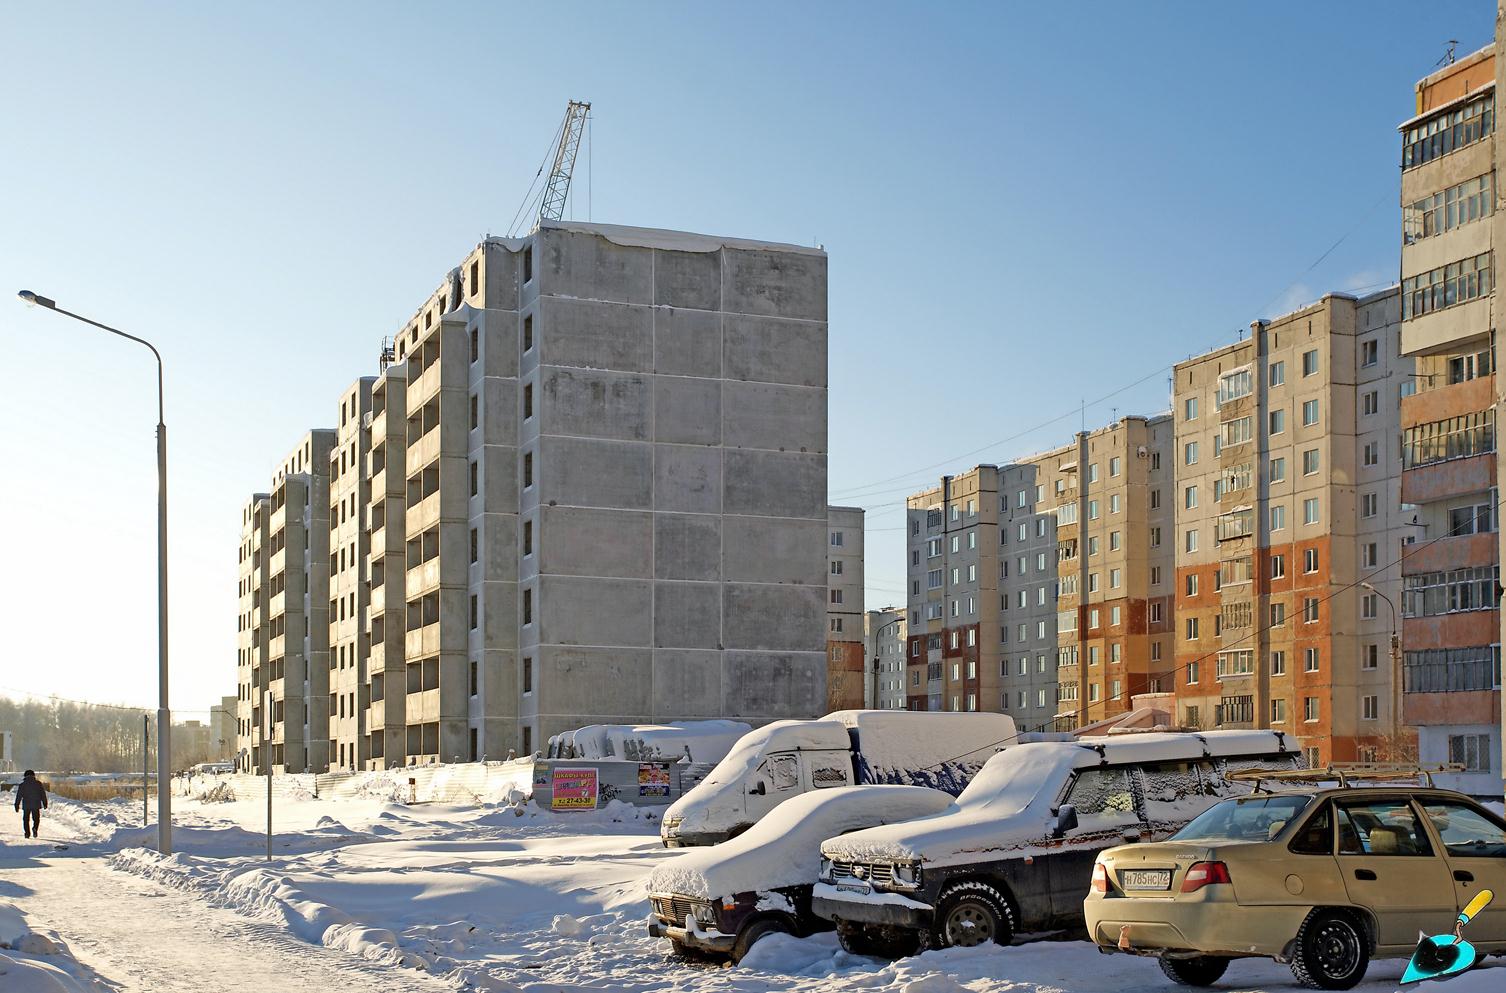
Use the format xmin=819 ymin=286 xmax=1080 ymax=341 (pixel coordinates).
xmin=1171 ymin=291 xmax=1412 ymax=768
xmin=238 ymin=219 xmax=831 ymax=771
xmin=1398 ymin=42 xmax=1503 ymax=794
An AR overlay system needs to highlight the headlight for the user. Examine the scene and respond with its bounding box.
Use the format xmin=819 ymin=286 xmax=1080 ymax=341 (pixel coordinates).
xmin=692 ymin=902 xmax=717 ymax=926
xmin=818 ymin=857 xmax=833 ymax=882
xmin=893 ymin=861 xmax=921 ymax=887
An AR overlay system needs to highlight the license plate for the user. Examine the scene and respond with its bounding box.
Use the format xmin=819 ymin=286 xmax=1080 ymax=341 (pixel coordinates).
xmin=1121 ymin=869 xmax=1172 ymax=890
xmin=834 ymin=882 xmax=872 ymax=896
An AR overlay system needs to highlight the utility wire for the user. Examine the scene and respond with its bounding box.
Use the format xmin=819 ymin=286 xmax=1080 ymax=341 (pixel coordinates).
xmin=912 ymin=484 xmax=1493 ymax=773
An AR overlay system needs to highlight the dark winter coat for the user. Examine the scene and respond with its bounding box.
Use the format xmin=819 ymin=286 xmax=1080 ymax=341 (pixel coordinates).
xmin=15 ymin=777 xmax=47 ymax=811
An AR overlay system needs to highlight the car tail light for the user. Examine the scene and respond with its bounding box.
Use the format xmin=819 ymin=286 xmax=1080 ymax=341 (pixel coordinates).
xmin=1091 ymin=861 xmax=1110 ymax=894
xmin=1181 ymin=861 xmax=1231 ymax=893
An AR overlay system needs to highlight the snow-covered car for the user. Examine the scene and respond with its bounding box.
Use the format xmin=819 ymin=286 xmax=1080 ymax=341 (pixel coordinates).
xmin=646 ymin=784 xmax=954 ymax=961
xmin=660 ymin=710 xmax=1015 ymax=847
xmin=811 ymin=730 xmax=1302 ymax=957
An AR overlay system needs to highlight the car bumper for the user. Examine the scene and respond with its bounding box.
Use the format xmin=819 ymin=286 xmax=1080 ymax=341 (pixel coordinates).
xmin=661 ymin=829 xmax=736 ymax=848
xmin=646 ymin=916 xmax=736 ymax=954
xmin=811 ymin=881 xmax=933 ymax=929
xmin=1084 ymin=897 xmax=1308 ymax=958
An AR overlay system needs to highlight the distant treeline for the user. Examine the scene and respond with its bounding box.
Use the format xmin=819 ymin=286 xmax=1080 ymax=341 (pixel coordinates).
xmin=0 ymin=697 xmax=219 ymax=774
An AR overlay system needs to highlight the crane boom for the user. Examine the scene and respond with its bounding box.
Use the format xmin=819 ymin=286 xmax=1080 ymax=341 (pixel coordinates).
xmin=539 ymin=101 xmax=590 ymax=222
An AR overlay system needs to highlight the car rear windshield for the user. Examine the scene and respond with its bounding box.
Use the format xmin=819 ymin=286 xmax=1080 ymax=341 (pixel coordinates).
xmin=1170 ymin=794 xmax=1312 ymax=843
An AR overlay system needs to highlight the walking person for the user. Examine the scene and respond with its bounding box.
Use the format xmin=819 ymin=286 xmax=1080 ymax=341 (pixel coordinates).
xmin=15 ymin=769 xmax=48 ymax=839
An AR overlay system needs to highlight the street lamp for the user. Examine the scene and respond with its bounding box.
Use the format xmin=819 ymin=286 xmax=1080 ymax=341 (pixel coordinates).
xmin=1359 ymin=581 xmax=1402 ymax=761
xmin=18 ymin=290 xmax=172 ymax=854
xmin=870 ymin=614 xmax=906 ymax=709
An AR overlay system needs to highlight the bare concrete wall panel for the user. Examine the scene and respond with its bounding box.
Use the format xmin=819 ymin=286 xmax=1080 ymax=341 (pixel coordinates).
xmin=723 ymin=583 xmax=826 ymax=651
xmin=538 ymin=575 xmax=652 ymax=647
xmin=723 ymin=382 xmax=826 ymax=453
xmin=722 ymin=651 xmax=827 ymax=719
xmin=654 ymin=514 xmax=722 ymax=582
xmin=541 ymin=229 xmax=653 ymax=306
xmin=654 ymin=444 xmax=722 ymax=514
xmin=654 ymin=581 xmax=722 ymax=649
xmin=539 ymin=506 xmax=652 ymax=578
xmin=724 ymin=315 xmax=827 ymax=388
xmin=651 ymin=649 xmax=723 ymax=719
xmin=722 ymin=516 xmax=826 ymax=585
xmin=539 ymin=645 xmax=654 ymax=715
xmin=723 ymin=449 xmax=825 ymax=520
xmin=723 ymin=249 xmax=827 ymax=322
xmin=540 ymin=436 xmax=652 ymax=510
xmin=653 ymin=307 xmax=722 ymax=379
xmin=654 ymin=250 xmax=721 ymax=311
xmin=653 ymin=377 xmax=721 ymax=446
xmin=540 ymin=297 xmax=653 ymax=373
xmin=540 ymin=368 xmax=651 ymax=442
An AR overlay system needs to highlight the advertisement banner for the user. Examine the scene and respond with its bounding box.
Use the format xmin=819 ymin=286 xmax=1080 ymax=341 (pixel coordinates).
xmin=637 ymin=762 xmax=671 ymax=797
xmin=550 ymin=767 xmax=598 ymax=810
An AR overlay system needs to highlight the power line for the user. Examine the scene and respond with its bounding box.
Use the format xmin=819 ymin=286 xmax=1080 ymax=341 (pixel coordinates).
xmin=912 ymin=484 xmax=1492 ymax=772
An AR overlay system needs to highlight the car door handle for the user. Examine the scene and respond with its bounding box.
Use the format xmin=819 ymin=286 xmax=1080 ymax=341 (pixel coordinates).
xmin=1354 ymin=869 xmax=1377 ymax=881
xmin=1455 ymin=870 xmax=1475 ymax=883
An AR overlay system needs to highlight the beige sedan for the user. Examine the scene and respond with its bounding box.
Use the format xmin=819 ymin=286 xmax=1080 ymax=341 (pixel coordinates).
xmin=1083 ymin=786 xmax=1506 ymax=990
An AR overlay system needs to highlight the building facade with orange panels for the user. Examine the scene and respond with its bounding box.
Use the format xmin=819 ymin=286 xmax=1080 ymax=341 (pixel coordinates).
xmin=1171 ymin=292 xmax=1412 ymax=768
xmin=1398 ymin=41 xmax=1503 ymax=795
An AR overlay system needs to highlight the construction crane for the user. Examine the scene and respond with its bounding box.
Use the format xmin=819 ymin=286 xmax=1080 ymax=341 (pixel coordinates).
xmin=507 ymin=100 xmax=591 ymax=236
xmin=541 ymin=100 xmax=590 ymax=221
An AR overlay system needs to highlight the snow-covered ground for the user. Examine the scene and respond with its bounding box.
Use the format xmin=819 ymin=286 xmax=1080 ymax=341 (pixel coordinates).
xmin=2 ymin=788 xmax=1503 ymax=992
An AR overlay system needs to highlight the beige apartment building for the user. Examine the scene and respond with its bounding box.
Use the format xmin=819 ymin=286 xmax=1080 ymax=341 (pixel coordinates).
xmin=1398 ymin=40 xmax=1503 ymax=794
xmin=235 ymin=494 xmax=269 ymax=770
xmin=240 ymin=219 xmax=831 ymax=771
xmin=1171 ymin=291 xmax=1412 ymax=767
xmin=827 ymin=506 xmax=866 ymax=710
xmin=327 ymin=378 xmax=375 ymax=770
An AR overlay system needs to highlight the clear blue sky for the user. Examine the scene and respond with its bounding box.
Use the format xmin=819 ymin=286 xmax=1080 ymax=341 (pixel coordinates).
xmin=0 ymin=2 xmax=1491 ymax=713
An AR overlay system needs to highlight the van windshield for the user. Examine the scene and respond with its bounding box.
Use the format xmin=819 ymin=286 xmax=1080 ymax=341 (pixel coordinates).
xmin=1170 ymin=794 xmax=1313 ymax=843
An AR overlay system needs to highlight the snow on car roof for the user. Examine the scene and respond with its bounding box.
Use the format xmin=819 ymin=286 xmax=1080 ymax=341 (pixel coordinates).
xmin=646 ymin=785 xmax=953 ymax=900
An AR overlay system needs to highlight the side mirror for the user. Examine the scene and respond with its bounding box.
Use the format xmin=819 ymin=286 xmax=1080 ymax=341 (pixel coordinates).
xmin=749 ymin=781 xmax=766 ymax=796
xmin=1053 ymin=804 xmax=1079 ymax=838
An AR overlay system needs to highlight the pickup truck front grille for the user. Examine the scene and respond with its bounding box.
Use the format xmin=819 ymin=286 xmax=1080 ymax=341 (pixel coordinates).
xmin=830 ymin=860 xmax=895 ymax=884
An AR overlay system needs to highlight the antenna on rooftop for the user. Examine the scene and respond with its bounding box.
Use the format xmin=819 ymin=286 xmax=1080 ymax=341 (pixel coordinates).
xmin=1439 ymin=39 xmax=1460 ymax=67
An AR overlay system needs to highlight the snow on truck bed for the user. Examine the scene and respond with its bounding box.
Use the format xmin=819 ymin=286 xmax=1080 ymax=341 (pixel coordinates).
xmin=647 ymin=786 xmax=953 ymax=900
xmin=829 ymin=710 xmax=1016 ymax=787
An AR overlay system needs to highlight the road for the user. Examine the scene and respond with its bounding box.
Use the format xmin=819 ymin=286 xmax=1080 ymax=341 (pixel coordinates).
xmin=1 ymin=823 xmax=448 ymax=992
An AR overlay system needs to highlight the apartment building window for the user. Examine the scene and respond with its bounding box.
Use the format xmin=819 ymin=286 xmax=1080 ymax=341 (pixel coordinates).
xmin=1362 ymin=492 xmax=1378 ymax=519
xmin=1405 ymin=645 xmax=1501 ymax=692
xmin=1303 ymin=648 xmax=1321 ymax=674
xmin=1217 ymin=368 xmax=1253 ymax=405
xmin=1109 ymin=568 xmax=1121 ymax=590
xmin=1184 ymin=485 xmax=1198 ymax=510
xmin=1303 ymin=598 xmax=1320 ymax=625
xmin=469 ymin=594 xmax=478 ymax=630
xmin=1403 ymin=252 xmax=1494 ymax=319
xmin=829 ymin=589 xmax=843 ymax=605
xmin=1184 ymin=441 xmax=1198 ymax=466
xmin=1302 ymin=349 xmax=1319 ymax=377
xmin=470 ymin=528 xmax=479 ymax=564
xmin=1362 ymin=542 xmax=1377 ymax=568
xmin=1186 ymin=573 xmax=1199 ymax=597
xmin=471 ymin=393 xmax=480 ymax=430
xmin=1403 ymin=410 xmax=1496 ymax=468
xmin=1151 ymin=451 xmax=1161 ymax=470
xmin=1109 ymin=493 xmax=1121 ymax=515
xmin=1304 ymin=548 xmax=1318 ymax=573
xmin=469 ymin=659 xmax=478 ymax=697
xmin=522 ymin=589 xmax=532 ymax=625
xmin=1304 ymin=697 xmax=1320 ymax=723
xmin=1402 ymin=566 xmax=1500 ymax=617
xmin=1450 ymin=500 xmax=1495 ymax=535
xmin=469 ymin=459 xmax=478 ymax=496
xmin=523 ymin=452 xmax=534 ymax=488
xmin=1216 ymin=508 xmax=1253 ymax=542
xmin=949 ymin=505 xmax=960 ymax=523
xmin=1270 ymin=602 xmax=1286 ymax=627
xmin=1269 ymin=360 xmax=1285 ymax=386
xmin=1185 ymin=529 xmax=1198 ymax=553
xmin=1088 ymin=500 xmax=1099 ymax=520
xmin=1358 ymin=339 xmax=1378 ymax=368
xmin=1271 ymin=699 xmax=1287 ymax=723
xmin=1109 ymin=456 xmax=1121 ymax=477
xmin=968 ymin=563 xmax=977 ymax=582
xmin=1448 ymin=348 xmax=1493 ymax=384
xmin=1149 ymin=488 xmax=1160 ymax=511
xmin=831 ymin=530 xmax=846 ymax=548
xmin=1088 ymin=573 xmax=1099 ymax=594
xmin=1362 ymin=441 xmax=1379 ymax=467
xmin=1184 ymin=396 xmax=1198 ymax=421
xmin=1361 ymin=390 xmax=1379 ymax=416
xmin=1150 ymin=565 xmax=1162 ymax=586
xmin=1302 ymin=449 xmax=1320 ymax=475
xmin=1362 ymin=593 xmax=1378 ymax=619
xmin=1186 ymin=662 xmax=1200 ymax=684
xmin=469 ymin=328 xmax=479 ymax=364
xmin=1018 ymin=522 xmax=1028 ymax=541
xmin=1088 ymin=463 xmax=1099 ymax=484
xmin=1404 ymin=173 xmax=1493 ymax=242
xmin=1269 ymin=456 xmax=1286 ymax=483
xmin=834 ymin=617 xmax=846 ymax=633
xmin=1403 ymin=92 xmax=1495 ymax=167
xmin=966 ymin=498 xmax=976 ymax=517
xmin=1217 ymin=650 xmax=1253 ymax=678
xmin=1449 ymin=734 xmax=1493 ymax=772
xmin=1271 ymin=650 xmax=1286 ymax=675
xmin=1186 ymin=617 xmax=1199 ymax=640
xmin=1149 ymin=602 xmax=1162 ymax=624
xmin=1303 ymin=498 xmax=1320 ymax=526
xmin=968 ymin=530 xmax=977 ymax=549
xmin=1301 ymin=399 xmax=1319 ymax=426
xmin=831 ymin=560 xmax=843 ymax=576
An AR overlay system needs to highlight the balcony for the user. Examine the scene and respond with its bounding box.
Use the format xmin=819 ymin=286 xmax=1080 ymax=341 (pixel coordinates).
xmin=1402 ymin=452 xmax=1495 ymax=505
xmin=1401 ymin=297 xmax=1492 ymax=356
xmin=1401 ymin=376 xmax=1493 ymax=429
xmin=1400 ymin=531 xmax=1497 ymax=575
xmin=406 ymin=491 xmax=441 ymax=535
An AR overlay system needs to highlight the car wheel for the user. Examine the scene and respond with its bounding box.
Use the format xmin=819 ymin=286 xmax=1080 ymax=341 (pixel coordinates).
xmin=932 ymin=882 xmax=1015 ymax=949
xmin=731 ymin=918 xmax=790 ymax=963
xmin=1158 ymin=955 xmax=1230 ymax=987
xmin=836 ymin=922 xmax=922 ymax=958
xmin=1290 ymin=910 xmax=1369 ymax=990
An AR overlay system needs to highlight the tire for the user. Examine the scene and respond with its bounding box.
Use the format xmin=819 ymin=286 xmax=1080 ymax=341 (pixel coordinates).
xmin=1290 ymin=910 xmax=1369 ymax=990
xmin=1158 ymin=956 xmax=1231 ymax=987
xmin=931 ymin=881 xmax=1015 ymax=949
xmin=836 ymin=922 xmax=922 ymax=959
xmin=731 ymin=918 xmax=791 ymax=963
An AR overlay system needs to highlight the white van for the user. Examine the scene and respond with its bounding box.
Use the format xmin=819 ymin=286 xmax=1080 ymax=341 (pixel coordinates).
xmin=660 ymin=710 xmax=1016 ymax=847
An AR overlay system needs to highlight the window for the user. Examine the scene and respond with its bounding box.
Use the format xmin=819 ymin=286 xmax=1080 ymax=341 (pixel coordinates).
xmin=1088 ymin=463 xmax=1099 ymax=483
xmin=1302 ymin=399 xmax=1319 ymax=426
xmin=1270 ymin=602 xmax=1286 ymax=627
xmin=1184 ymin=485 xmax=1198 ymax=509
xmin=1302 ymin=449 xmax=1320 ymax=475
xmin=1187 ymin=662 xmax=1199 ymax=684
xmin=1335 ymin=799 xmax=1431 ymax=856
xmin=1302 ymin=349 xmax=1318 ymax=377
xmin=1449 ymin=500 xmax=1495 ymax=536
xmin=1185 ymin=529 xmax=1198 ymax=553
xmin=1217 ymin=650 xmax=1253 ymax=678
xmin=1402 ymin=410 xmax=1495 ymax=468
xmin=1405 ymin=173 xmax=1494 ymax=242
xmin=523 ymin=656 xmax=533 ymax=693
xmin=1362 ymin=695 xmax=1378 ymax=720
xmin=1270 ymin=504 xmax=1286 ymax=531
xmin=969 ymin=530 xmax=977 ymax=549
xmin=522 ymin=588 xmax=533 ymax=625
xmin=523 ymin=314 xmax=534 ymax=352
xmin=1216 ymin=508 xmax=1253 ymax=542
xmin=1403 ymin=252 xmax=1494 ymax=319
xmin=1109 ymin=494 xmax=1121 ymax=514
xmin=1109 ymin=568 xmax=1121 ymax=589
xmin=1361 ymin=492 xmax=1378 ymax=518
xmin=1186 ymin=573 xmax=1199 ymax=597
xmin=830 ymin=560 xmax=843 ymax=576
xmin=1304 ymin=548 xmax=1318 ymax=573
xmin=470 ymin=527 xmax=478 ymax=563
xmin=1268 ymin=409 xmax=1285 ymax=436
xmin=1402 ymin=566 xmax=1500 ymax=617
xmin=469 ymin=594 xmax=478 ymax=630
xmin=470 ymin=459 xmax=478 ymax=496
xmin=1186 ymin=617 xmax=1199 ymax=640
xmin=1271 ymin=698 xmax=1287 ymax=723
xmin=1269 ymin=456 xmax=1286 ymax=483
xmin=1088 ymin=500 xmax=1099 ymax=520
xmin=523 ymin=244 xmax=534 ymax=282
xmin=1184 ymin=441 xmax=1198 ymax=466
xmin=471 ymin=393 xmax=480 ymax=430
xmin=1304 ymin=697 xmax=1320 ymax=723
xmin=1420 ymin=801 xmax=1506 ymax=855
xmin=1184 ymin=396 xmax=1198 ymax=421
xmin=469 ymin=659 xmax=478 ymax=696
xmin=829 ymin=589 xmax=843 ymax=605
xmin=1362 ymin=390 xmax=1379 ymax=415
xmin=1109 ymin=456 xmax=1121 ymax=477
xmin=469 ymin=328 xmax=479 ymax=363
xmin=1271 ymin=554 xmax=1285 ymax=579
xmin=1363 ymin=441 xmax=1379 ymax=467
xmin=523 ymin=451 xmax=533 ymax=488
xmin=1271 ymin=650 xmax=1286 ymax=675
xmin=1448 ymin=734 xmax=1495 ymax=772
xmin=1269 ymin=360 xmax=1285 ymax=386
xmin=1448 ymin=347 xmax=1494 ymax=384
xmin=1303 ymin=599 xmax=1320 ymax=626
xmin=1303 ymin=498 xmax=1320 ymax=525
xmin=1218 ymin=368 xmax=1253 ymax=405
xmin=831 ymin=530 xmax=845 ymax=547
xmin=1151 ymin=565 xmax=1162 ymax=586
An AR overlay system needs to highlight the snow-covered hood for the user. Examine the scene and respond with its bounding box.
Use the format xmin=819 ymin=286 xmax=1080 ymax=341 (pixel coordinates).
xmin=648 ymin=786 xmax=953 ymax=899
xmin=663 ymin=720 xmax=850 ymax=835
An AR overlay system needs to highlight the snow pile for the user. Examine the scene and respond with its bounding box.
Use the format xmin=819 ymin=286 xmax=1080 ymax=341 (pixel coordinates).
xmin=0 ymin=902 xmax=106 ymax=992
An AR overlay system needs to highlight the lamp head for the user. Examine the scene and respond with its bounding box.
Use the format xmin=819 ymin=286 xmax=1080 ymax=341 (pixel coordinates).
xmin=17 ymin=290 xmax=56 ymax=309
xmin=1359 ymin=581 xmax=1376 ymax=592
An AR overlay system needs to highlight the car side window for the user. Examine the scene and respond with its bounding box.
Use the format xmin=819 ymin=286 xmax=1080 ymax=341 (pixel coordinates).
xmin=1065 ymin=767 xmax=1138 ymax=821
xmin=1420 ymin=801 xmax=1506 ymax=859
xmin=1289 ymin=801 xmax=1332 ymax=855
xmin=1336 ymin=799 xmax=1434 ymax=857
xmin=768 ymin=754 xmax=800 ymax=791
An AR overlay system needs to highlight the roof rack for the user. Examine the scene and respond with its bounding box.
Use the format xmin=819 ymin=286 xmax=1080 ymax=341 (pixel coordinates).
xmin=1227 ymin=763 xmax=1465 ymax=793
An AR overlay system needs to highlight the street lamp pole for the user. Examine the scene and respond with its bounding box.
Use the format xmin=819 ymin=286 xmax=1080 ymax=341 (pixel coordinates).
xmin=1359 ymin=581 xmax=1401 ymax=761
xmin=19 ymin=290 xmax=172 ymax=855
